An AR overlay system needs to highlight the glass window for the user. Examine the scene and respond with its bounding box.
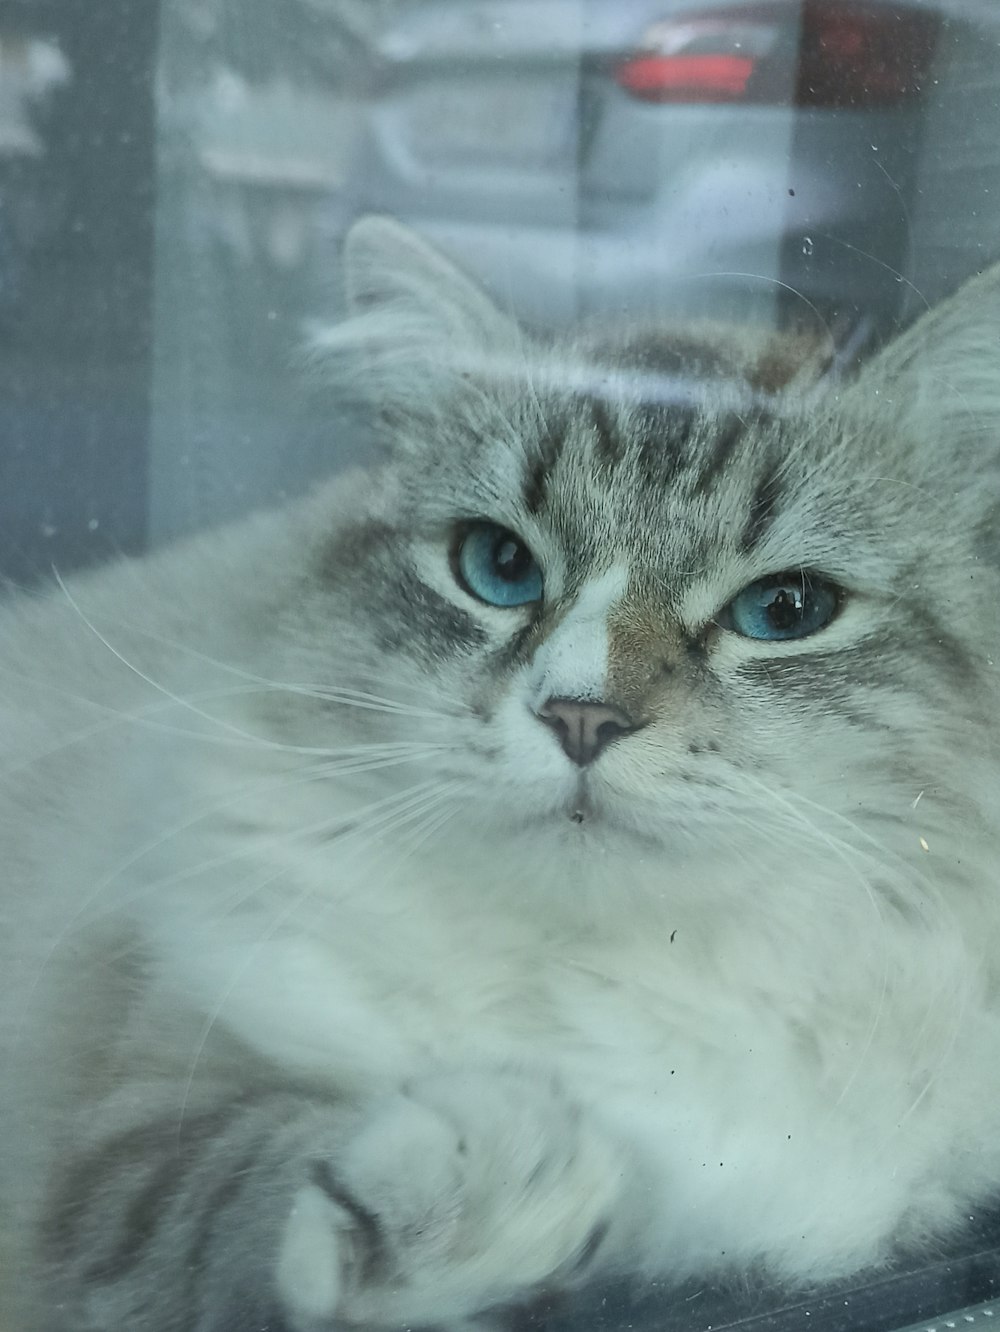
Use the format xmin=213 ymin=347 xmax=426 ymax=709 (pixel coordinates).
xmin=3 ymin=3 xmax=1000 ymax=1330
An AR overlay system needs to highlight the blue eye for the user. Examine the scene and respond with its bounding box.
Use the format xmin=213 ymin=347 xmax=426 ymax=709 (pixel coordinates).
xmin=721 ymin=572 xmax=839 ymax=641
xmin=454 ymin=522 xmax=543 ymax=607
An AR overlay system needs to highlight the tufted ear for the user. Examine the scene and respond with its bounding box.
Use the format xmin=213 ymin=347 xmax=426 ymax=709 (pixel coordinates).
xmin=342 ymin=215 xmax=512 ymax=346
xmin=847 ymin=263 xmax=1000 ymax=465
xmin=310 ymin=216 xmax=522 ymax=427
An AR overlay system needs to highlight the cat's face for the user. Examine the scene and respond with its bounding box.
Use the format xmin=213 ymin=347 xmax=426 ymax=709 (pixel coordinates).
xmin=276 ymin=220 xmax=1000 ymax=907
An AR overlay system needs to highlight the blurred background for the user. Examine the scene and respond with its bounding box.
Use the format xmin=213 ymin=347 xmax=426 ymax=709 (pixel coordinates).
xmin=2 ymin=0 xmax=1000 ymax=583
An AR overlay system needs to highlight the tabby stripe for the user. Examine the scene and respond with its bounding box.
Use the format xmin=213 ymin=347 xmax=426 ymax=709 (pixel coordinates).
xmin=185 ymin=1137 xmax=274 ymax=1316
xmin=522 ymin=455 xmax=549 ymax=514
xmin=733 ymin=652 xmax=943 ymax=719
xmin=311 ymin=1158 xmax=388 ymax=1283
xmin=384 ymin=564 xmax=488 ymax=655
xmin=632 ymin=403 xmax=696 ymax=483
xmin=81 ymin=1154 xmax=192 ymax=1284
xmin=522 ymin=409 xmax=564 ymax=512
xmin=692 ymin=413 xmax=746 ymax=495
xmin=894 ymin=606 xmax=980 ymax=690
xmin=42 ymin=1092 xmax=349 ymax=1330
xmin=45 ymin=1107 xmax=235 ymax=1264
xmin=91 ymin=1105 xmax=270 ymax=1287
xmin=588 ymin=395 xmax=621 ymax=465
xmin=739 ymin=461 xmax=783 ymax=552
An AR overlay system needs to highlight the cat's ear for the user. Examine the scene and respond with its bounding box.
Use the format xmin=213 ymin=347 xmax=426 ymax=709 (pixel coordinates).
xmin=309 ymin=216 xmax=521 ymax=426
xmin=342 ymin=215 xmax=511 ymax=347
xmin=848 ymin=264 xmax=1000 ymax=455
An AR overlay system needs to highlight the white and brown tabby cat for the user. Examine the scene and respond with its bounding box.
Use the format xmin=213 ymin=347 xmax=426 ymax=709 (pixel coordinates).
xmin=2 ymin=216 xmax=1000 ymax=1331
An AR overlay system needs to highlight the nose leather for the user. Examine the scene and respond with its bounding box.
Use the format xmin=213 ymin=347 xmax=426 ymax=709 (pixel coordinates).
xmin=536 ymin=697 xmax=636 ymax=767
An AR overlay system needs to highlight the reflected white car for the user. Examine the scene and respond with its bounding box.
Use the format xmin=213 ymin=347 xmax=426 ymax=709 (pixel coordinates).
xmin=326 ymin=0 xmax=1000 ymax=352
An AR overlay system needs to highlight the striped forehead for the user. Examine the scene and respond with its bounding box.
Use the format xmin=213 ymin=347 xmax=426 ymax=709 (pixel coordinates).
xmin=518 ymin=391 xmax=785 ymax=562
xmin=517 ymin=393 xmax=793 ymax=709
xmin=521 ymin=393 xmax=700 ymax=514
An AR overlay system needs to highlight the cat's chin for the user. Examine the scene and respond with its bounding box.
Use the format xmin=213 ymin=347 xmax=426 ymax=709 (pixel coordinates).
xmin=485 ymin=776 xmax=670 ymax=852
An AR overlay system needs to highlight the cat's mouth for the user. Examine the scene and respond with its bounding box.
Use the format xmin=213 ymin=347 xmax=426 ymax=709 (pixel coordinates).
xmin=559 ymin=779 xmax=626 ymax=832
xmin=511 ymin=777 xmax=605 ymax=831
xmin=486 ymin=766 xmax=661 ymax=843
xmin=489 ymin=775 xmax=671 ymax=852
xmin=551 ymin=778 xmax=671 ymax=850
xmin=565 ymin=784 xmax=596 ymax=826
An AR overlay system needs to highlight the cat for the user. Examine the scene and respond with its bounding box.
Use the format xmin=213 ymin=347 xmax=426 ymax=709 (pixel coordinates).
xmin=2 ymin=213 xmax=1000 ymax=1332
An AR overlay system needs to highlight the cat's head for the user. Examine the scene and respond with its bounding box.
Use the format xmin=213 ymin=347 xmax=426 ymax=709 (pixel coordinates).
xmin=274 ymin=219 xmax=1000 ymax=917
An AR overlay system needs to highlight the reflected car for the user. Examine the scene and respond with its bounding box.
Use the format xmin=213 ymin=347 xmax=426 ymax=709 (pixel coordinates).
xmin=328 ymin=0 xmax=1000 ymax=356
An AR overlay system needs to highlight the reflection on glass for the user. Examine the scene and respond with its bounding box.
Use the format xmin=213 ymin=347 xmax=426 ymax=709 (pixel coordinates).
xmin=2 ymin=5 xmax=1000 ymax=1332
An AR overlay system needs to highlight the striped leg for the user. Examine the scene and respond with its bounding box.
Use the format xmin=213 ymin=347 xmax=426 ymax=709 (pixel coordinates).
xmin=39 ymin=1072 xmax=631 ymax=1331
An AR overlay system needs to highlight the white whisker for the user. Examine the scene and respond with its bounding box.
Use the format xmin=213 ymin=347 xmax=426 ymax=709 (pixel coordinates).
xmin=177 ymin=779 xmax=464 ymax=1118
xmin=737 ymin=771 xmax=891 ymax=1112
xmin=15 ymin=755 xmax=453 ymax=1046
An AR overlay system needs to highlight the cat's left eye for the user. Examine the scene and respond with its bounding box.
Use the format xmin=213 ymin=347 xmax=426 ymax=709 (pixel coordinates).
xmin=718 ymin=572 xmax=840 ymax=642
xmin=453 ymin=522 xmax=543 ymax=608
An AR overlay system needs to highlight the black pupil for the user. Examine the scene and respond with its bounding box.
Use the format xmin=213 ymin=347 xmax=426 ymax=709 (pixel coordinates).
xmin=766 ymin=585 xmax=804 ymax=632
xmin=493 ymin=533 xmax=531 ymax=583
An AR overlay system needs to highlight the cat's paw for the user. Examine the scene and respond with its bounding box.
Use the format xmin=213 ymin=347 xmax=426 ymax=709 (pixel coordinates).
xmin=275 ymin=1071 xmax=632 ymax=1330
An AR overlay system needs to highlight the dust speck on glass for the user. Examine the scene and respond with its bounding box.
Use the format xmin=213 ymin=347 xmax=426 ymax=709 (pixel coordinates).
xmin=2 ymin=3 xmax=1000 ymax=1331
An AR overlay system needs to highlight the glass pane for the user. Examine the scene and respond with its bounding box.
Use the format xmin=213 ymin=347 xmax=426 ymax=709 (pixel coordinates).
xmin=3 ymin=3 xmax=1000 ymax=1331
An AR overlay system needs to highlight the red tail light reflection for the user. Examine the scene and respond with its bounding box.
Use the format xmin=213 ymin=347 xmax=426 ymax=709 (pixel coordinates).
xmin=617 ymin=53 xmax=755 ymax=102
xmin=614 ymin=2 xmax=940 ymax=108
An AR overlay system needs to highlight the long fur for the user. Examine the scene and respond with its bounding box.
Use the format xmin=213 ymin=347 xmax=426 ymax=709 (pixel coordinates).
xmin=3 ymin=216 xmax=1000 ymax=1330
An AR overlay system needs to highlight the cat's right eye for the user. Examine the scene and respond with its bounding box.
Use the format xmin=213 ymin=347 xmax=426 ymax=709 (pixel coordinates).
xmin=718 ymin=571 xmax=841 ymax=642
xmin=452 ymin=522 xmax=543 ymax=608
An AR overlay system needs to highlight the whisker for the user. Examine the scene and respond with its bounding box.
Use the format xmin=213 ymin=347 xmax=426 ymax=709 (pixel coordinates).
xmin=0 ymin=666 xmax=456 ymax=775
xmin=36 ymin=583 xmax=464 ymax=714
xmin=147 ymin=778 xmax=461 ymax=945
xmin=14 ymin=759 xmax=452 ymax=1048
xmin=781 ymin=786 xmax=950 ymax=911
xmin=293 ymin=685 xmax=459 ymax=719
xmin=106 ymin=764 xmax=449 ymax=919
xmin=52 ymin=571 xmax=463 ymax=753
xmin=296 ymin=784 xmax=466 ymax=937
xmin=177 ymin=779 xmax=464 ymax=1119
xmin=736 ymin=772 xmax=891 ymax=1112
xmin=52 ymin=571 xmax=325 ymax=748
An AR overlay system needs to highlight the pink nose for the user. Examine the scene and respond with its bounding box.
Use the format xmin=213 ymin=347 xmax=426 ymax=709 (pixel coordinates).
xmin=535 ymin=697 xmax=636 ymax=767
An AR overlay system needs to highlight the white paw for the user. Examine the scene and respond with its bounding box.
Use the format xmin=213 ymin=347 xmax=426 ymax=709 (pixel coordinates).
xmin=275 ymin=1070 xmax=632 ymax=1330
xmin=277 ymin=1182 xmax=347 ymax=1325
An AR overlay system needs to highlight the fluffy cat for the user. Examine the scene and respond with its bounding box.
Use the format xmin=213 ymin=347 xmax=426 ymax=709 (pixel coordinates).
xmin=2 ymin=215 xmax=1000 ymax=1332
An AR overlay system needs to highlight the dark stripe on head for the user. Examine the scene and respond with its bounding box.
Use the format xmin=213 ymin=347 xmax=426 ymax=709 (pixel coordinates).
xmin=522 ymin=413 xmax=564 ymax=514
xmin=733 ymin=645 xmax=946 ymax=718
xmin=587 ymin=394 xmax=622 ymax=466
xmin=485 ymin=595 xmax=563 ymax=680
xmin=632 ymin=402 xmax=698 ymax=484
xmin=740 ymin=459 xmax=783 ymax=552
xmin=693 ymin=413 xmax=748 ymax=496
xmin=523 ymin=456 xmax=549 ymax=514
xmin=731 ymin=653 xmax=854 ymax=704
